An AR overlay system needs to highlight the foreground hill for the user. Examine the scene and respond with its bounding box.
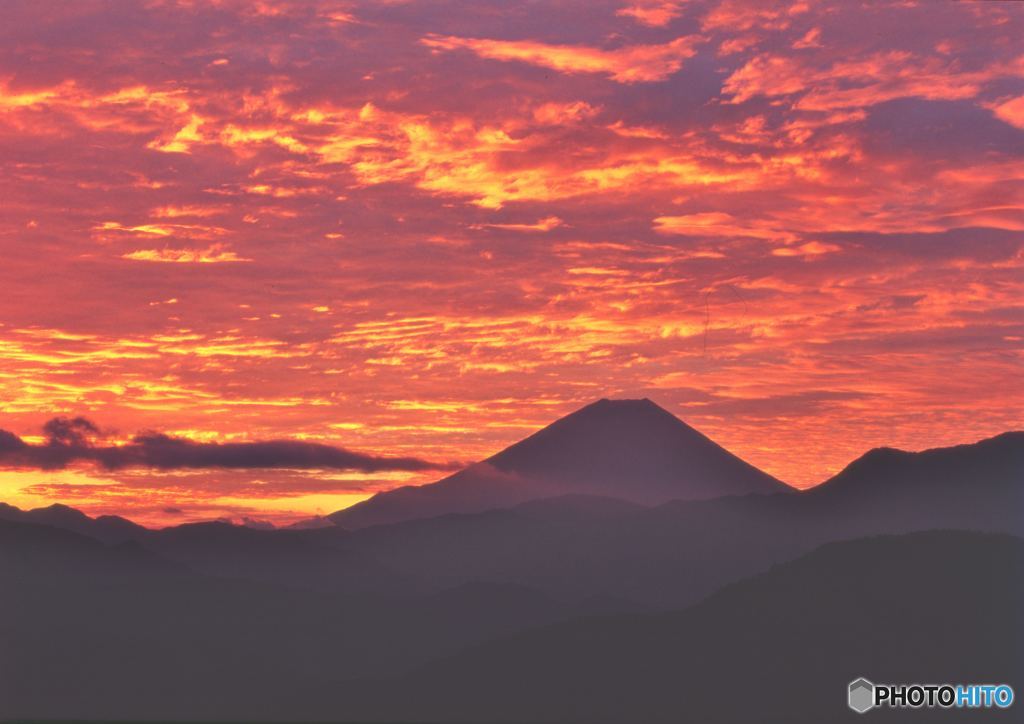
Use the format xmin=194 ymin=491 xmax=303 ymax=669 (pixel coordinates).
xmin=330 ymin=398 xmax=790 ymax=528
xmin=0 ymin=517 xmax=606 ymax=721
xmin=300 ymin=531 xmax=1024 ymax=723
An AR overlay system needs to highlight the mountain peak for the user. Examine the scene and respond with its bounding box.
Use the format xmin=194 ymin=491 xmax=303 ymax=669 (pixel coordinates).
xmin=331 ymin=398 xmax=790 ymax=528
xmin=568 ymin=397 xmax=672 ymax=419
xmin=585 ymin=396 xmax=660 ymax=409
xmin=486 ymin=397 xmax=783 ymax=500
xmin=30 ymin=503 xmax=92 ymax=523
xmin=557 ymin=397 xmax=683 ymax=425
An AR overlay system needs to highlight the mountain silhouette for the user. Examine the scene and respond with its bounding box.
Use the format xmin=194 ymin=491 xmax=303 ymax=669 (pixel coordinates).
xmin=330 ymin=398 xmax=790 ymax=528
xmin=299 ymin=531 xmax=1024 ymax=723
xmin=335 ymin=431 xmax=1023 ymax=607
xmin=819 ymin=430 xmax=1023 ymax=495
xmin=1 ymin=431 xmax=1018 ymax=608
xmin=801 ymin=430 xmax=1024 ymax=533
xmin=0 ymin=515 xmax=177 ymax=580
xmin=0 ymin=502 xmax=147 ymax=544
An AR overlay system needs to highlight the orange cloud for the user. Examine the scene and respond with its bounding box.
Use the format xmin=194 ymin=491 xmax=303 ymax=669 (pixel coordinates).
xmin=617 ymin=1 xmax=686 ymax=27
xmin=0 ymin=82 xmax=63 ymax=108
xmin=770 ymin=241 xmax=841 ymax=257
xmin=653 ymin=213 xmax=797 ymax=242
xmin=95 ymin=221 xmax=229 ymax=241
xmin=147 ymin=113 xmax=205 ymax=153
xmin=532 ymin=101 xmax=599 ymax=124
xmin=478 ymin=216 xmax=566 ymax=232
xmin=151 ymin=205 xmax=228 ymax=218
xmin=724 ymin=50 xmax=1022 ymax=109
xmin=991 ymin=95 xmax=1024 ymax=129
xmin=792 ymin=27 xmax=822 ymax=49
xmin=292 ymin=101 xmax=746 ymax=208
xmin=702 ymin=0 xmax=808 ymax=32
xmin=122 ymin=245 xmax=251 ymax=263
xmin=421 ymin=34 xmax=700 ymax=83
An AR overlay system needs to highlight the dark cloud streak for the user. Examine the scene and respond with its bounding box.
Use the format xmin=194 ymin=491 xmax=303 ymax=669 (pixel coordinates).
xmin=0 ymin=417 xmax=454 ymax=473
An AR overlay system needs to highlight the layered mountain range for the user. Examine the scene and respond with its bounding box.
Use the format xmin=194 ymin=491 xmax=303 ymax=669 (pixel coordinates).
xmin=1 ymin=399 xmax=1021 ymax=721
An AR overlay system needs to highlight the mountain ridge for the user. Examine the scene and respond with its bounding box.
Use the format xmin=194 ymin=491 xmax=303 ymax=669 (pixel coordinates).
xmin=1 ymin=426 xmax=1019 ymax=540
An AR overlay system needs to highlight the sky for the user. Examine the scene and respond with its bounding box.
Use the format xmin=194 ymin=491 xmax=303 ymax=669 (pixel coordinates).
xmin=1 ymin=0 xmax=1022 ymax=527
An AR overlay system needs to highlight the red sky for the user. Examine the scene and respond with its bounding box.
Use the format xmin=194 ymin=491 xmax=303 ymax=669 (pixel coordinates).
xmin=1 ymin=0 xmax=1022 ymax=527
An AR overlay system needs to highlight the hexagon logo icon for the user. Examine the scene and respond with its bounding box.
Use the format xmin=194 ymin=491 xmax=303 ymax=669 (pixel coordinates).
xmin=849 ymin=678 xmax=875 ymax=713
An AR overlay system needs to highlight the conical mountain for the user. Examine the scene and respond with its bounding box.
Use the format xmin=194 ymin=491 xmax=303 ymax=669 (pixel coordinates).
xmin=329 ymin=398 xmax=790 ymax=529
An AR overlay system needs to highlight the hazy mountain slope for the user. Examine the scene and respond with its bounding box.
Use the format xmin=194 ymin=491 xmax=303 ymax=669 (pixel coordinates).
xmin=0 ymin=517 xmax=600 ymax=721
xmin=338 ymin=431 xmax=1023 ymax=607
xmin=0 ymin=515 xmax=170 ymax=576
xmin=0 ymin=506 xmax=408 ymax=595
xmin=140 ymin=520 xmax=410 ymax=594
xmin=306 ymin=531 xmax=1024 ymax=724
xmin=330 ymin=398 xmax=790 ymax=529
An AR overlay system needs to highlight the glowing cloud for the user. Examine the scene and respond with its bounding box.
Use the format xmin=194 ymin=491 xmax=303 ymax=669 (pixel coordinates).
xmin=480 ymin=216 xmax=566 ymax=232
xmin=653 ymin=213 xmax=796 ymax=242
xmin=122 ymin=245 xmax=251 ymax=263
xmin=617 ymin=1 xmax=687 ymax=27
xmin=421 ymin=34 xmax=700 ymax=83
xmin=991 ymin=95 xmax=1024 ymax=129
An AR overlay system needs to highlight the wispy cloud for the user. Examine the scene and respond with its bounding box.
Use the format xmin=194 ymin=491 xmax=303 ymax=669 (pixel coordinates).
xmin=422 ymin=34 xmax=701 ymax=83
xmin=122 ymin=245 xmax=251 ymax=263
